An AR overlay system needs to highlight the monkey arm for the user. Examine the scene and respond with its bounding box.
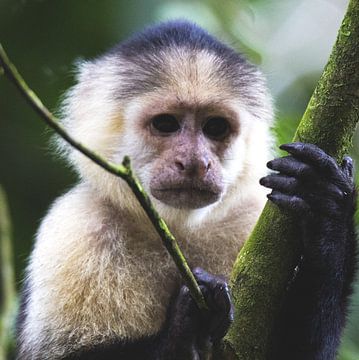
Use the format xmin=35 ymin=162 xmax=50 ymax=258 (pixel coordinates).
xmin=273 ymin=214 xmax=357 ymax=360
xmin=261 ymin=142 xmax=357 ymax=360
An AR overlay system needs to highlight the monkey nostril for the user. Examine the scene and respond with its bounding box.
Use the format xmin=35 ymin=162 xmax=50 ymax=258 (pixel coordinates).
xmin=199 ymin=160 xmax=211 ymax=176
xmin=175 ymin=161 xmax=185 ymax=171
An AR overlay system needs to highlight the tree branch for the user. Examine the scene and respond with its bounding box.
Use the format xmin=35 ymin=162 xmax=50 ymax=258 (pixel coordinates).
xmin=223 ymin=0 xmax=359 ymax=358
xmin=0 ymin=44 xmax=208 ymax=311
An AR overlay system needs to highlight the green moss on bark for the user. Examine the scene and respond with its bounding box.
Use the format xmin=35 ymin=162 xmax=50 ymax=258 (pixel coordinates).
xmin=222 ymin=0 xmax=359 ymax=358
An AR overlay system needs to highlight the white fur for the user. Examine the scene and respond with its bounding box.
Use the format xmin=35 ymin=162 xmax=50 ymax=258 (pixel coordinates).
xmin=18 ymin=46 xmax=274 ymax=359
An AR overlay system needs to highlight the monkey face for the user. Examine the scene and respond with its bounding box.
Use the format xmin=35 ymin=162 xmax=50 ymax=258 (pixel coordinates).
xmin=136 ymin=103 xmax=241 ymax=209
xmin=149 ymin=123 xmax=223 ymax=209
xmin=59 ymin=46 xmax=273 ymax=217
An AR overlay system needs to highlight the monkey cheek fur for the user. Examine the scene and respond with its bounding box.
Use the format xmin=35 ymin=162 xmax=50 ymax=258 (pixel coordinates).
xmin=150 ymin=187 xmax=222 ymax=209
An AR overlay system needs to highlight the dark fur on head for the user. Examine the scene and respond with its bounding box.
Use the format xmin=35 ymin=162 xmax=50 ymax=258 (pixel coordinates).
xmin=99 ymin=20 xmax=268 ymax=117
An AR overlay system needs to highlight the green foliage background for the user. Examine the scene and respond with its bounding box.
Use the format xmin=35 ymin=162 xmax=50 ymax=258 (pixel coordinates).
xmin=0 ymin=0 xmax=358 ymax=359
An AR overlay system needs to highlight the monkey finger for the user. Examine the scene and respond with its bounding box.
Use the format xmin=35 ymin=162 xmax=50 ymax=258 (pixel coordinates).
xmin=260 ymin=174 xmax=299 ymax=194
xmin=193 ymin=268 xmax=232 ymax=317
xmin=202 ymin=284 xmax=233 ymax=341
xmin=261 ymin=170 xmax=348 ymax=204
xmin=193 ymin=267 xmax=225 ymax=292
xmin=315 ymin=180 xmax=351 ymax=201
xmin=267 ymin=191 xmax=311 ymax=214
xmin=279 ymin=143 xmax=355 ymax=194
xmin=267 ymin=156 xmax=314 ymax=179
xmin=279 ymin=143 xmax=340 ymax=177
xmin=212 ymin=281 xmax=232 ymax=315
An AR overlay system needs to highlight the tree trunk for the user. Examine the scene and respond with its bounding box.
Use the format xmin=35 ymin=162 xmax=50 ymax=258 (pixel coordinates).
xmin=222 ymin=0 xmax=359 ymax=358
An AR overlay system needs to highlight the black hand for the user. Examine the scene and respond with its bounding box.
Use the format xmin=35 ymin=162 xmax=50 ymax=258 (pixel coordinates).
xmin=260 ymin=142 xmax=354 ymax=220
xmin=157 ymin=268 xmax=233 ymax=359
xmin=192 ymin=267 xmax=234 ymax=342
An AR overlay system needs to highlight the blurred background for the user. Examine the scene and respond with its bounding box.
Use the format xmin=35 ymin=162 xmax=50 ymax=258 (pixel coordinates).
xmin=0 ymin=0 xmax=358 ymax=359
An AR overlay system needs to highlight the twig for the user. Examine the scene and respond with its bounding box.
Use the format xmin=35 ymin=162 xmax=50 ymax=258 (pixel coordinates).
xmin=0 ymin=44 xmax=208 ymax=311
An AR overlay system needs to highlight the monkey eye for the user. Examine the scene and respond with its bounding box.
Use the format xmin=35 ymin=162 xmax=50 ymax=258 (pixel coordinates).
xmin=151 ymin=114 xmax=180 ymax=134
xmin=203 ymin=117 xmax=230 ymax=140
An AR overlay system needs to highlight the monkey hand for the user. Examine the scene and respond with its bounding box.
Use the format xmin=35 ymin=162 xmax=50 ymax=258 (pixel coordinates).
xmin=260 ymin=142 xmax=356 ymax=268
xmin=260 ymin=142 xmax=355 ymax=219
xmin=192 ymin=267 xmax=234 ymax=342
xmin=159 ymin=267 xmax=233 ymax=359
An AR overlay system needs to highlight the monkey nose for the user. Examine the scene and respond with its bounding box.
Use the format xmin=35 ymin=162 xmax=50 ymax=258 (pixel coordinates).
xmin=174 ymin=157 xmax=211 ymax=177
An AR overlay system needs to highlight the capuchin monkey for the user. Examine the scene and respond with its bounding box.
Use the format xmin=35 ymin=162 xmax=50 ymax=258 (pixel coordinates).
xmin=16 ymin=21 xmax=357 ymax=360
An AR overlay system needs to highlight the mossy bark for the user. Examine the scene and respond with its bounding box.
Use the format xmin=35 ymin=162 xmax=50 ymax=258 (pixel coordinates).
xmin=222 ymin=0 xmax=359 ymax=358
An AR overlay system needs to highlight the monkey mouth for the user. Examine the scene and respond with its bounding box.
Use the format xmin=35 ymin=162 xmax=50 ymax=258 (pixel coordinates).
xmin=151 ymin=185 xmax=222 ymax=209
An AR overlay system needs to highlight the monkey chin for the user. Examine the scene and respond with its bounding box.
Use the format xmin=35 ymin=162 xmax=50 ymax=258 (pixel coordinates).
xmin=150 ymin=187 xmax=222 ymax=209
